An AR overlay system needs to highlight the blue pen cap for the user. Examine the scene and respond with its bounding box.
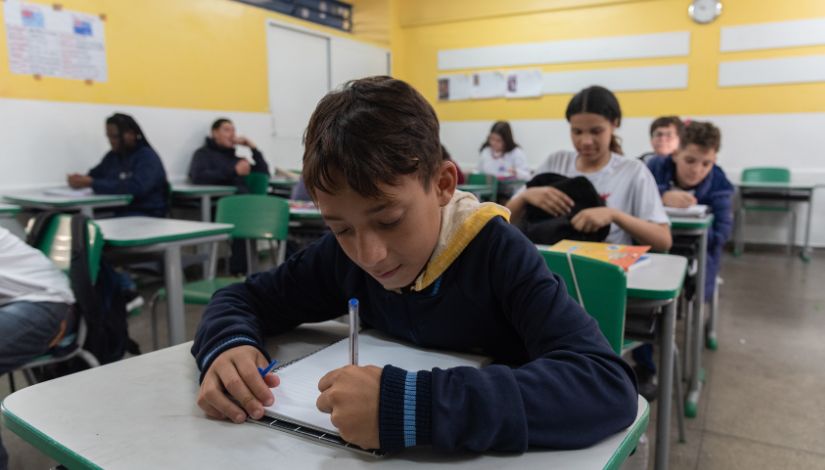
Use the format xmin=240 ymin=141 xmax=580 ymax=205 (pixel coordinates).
xmin=349 ymin=298 xmax=359 ymax=308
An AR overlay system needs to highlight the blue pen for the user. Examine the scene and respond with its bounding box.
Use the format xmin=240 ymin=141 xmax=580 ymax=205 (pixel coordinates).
xmin=258 ymin=359 xmax=279 ymax=378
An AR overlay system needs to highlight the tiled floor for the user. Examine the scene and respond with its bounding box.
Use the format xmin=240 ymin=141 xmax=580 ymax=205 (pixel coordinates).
xmin=3 ymin=249 xmax=825 ymax=469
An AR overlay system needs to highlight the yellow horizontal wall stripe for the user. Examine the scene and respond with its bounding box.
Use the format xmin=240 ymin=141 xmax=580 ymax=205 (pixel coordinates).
xmin=0 ymin=0 xmax=386 ymax=112
xmin=391 ymin=0 xmax=825 ymax=119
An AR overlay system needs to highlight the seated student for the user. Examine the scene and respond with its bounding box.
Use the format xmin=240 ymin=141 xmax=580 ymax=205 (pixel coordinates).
xmin=67 ymin=113 xmax=169 ymax=217
xmin=637 ymin=116 xmax=684 ymax=165
xmin=188 ymin=118 xmax=270 ymax=191
xmin=191 ymin=76 xmax=637 ymax=453
xmin=477 ymin=121 xmax=531 ymax=179
xmin=648 ymin=120 xmax=733 ymax=299
xmin=506 ymin=86 xmax=672 ymax=253
xmin=0 ymin=227 xmax=76 ymax=470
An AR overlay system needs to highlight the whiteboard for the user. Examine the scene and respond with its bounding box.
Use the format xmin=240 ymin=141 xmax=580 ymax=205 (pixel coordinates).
xmin=331 ymin=38 xmax=389 ymax=88
xmin=267 ymin=24 xmax=331 ymax=166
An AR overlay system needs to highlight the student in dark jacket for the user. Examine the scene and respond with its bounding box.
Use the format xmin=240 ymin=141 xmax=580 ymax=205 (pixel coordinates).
xmin=191 ymin=76 xmax=637 ymax=453
xmin=188 ymin=118 xmax=269 ymax=192
xmin=648 ymin=120 xmax=734 ymax=300
xmin=67 ymin=113 xmax=169 ymax=217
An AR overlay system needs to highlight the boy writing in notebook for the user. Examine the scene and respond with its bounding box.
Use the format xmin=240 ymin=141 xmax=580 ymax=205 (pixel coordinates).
xmin=191 ymin=76 xmax=637 ymax=453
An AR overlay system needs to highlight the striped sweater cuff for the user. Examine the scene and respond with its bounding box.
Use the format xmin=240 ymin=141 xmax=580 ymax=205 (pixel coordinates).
xmin=378 ymin=365 xmax=432 ymax=452
xmin=197 ymin=335 xmax=264 ymax=383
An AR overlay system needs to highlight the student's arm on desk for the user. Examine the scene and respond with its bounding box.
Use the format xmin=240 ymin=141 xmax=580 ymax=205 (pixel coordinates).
xmin=189 ymin=148 xmax=237 ymax=184
xmin=379 ymin=225 xmax=639 ymax=453
xmin=191 ymin=234 xmax=347 ymax=423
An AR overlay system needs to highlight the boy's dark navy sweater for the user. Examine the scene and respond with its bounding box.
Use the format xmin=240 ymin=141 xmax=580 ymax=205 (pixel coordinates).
xmin=188 ymin=138 xmax=269 ymax=192
xmin=89 ymin=144 xmax=168 ymax=217
xmin=648 ymin=156 xmax=734 ymax=299
xmin=191 ymin=217 xmax=638 ymax=453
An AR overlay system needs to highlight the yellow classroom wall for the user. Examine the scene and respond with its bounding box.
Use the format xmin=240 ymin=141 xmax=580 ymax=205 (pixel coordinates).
xmin=0 ymin=0 xmax=387 ymax=112
xmin=389 ymin=0 xmax=825 ymax=120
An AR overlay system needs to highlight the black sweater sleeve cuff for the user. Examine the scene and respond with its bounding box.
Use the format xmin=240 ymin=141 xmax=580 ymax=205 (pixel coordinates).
xmin=378 ymin=365 xmax=432 ymax=452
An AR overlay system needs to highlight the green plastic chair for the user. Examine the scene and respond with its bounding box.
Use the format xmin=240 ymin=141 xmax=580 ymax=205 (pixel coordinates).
xmin=245 ymin=172 xmax=271 ymax=195
xmin=539 ymin=249 xmax=627 ymax=354
xmin=148 ymin=195 xmax=291 ymax=348
xmin=467 ymin=173 xmax=499 ymax=202
xmin=737 ymin=167 xmax=795 ymax=255
xmin=10 ymin=215 xmax=103 ymax=389
xmin=539 ymin=247 xmax=686 ymax=441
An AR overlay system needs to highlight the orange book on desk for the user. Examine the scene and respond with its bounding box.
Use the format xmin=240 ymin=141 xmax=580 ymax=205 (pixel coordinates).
xmin=548 ymin=240 xmax=651 ymax=272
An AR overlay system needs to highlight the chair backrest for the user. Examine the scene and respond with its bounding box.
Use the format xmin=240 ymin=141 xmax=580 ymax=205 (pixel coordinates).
xmin=539 ymin=249 xmax=627 ymax=354
xmin=467 ymin=173 xmax=499 ymax=200
xmin=216 ymin=195 xmax=290 ymax=241
xmin=741 ymin=167 xmax=791 ymax=183
xmin=32 ymin=215 xmax=103 ymax=284
xmin=245 ymin=172 xmax=271 ymax=195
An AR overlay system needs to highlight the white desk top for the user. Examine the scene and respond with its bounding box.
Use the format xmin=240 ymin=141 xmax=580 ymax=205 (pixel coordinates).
xmin=729 ymin=176 xmax=825 ymax=189
xmin=626 ymin=253 xmax=687 ymax=300
xmin=1 ymin=323 xmax=648 ymax=470
xmin=2 ymin=188 xmax=132 ymax=207
xmin=96 ymin=217 xmax=233 ymax=247
xmin=171 ymin=183 xmax=238 ymax=196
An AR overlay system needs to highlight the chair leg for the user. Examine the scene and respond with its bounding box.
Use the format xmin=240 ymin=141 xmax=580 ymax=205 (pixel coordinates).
xmin=78 ymin=349 xmax=101 ymax=368
xmin=277 ymin=240 xmax=287 ymax=265
xmin=673 ymin=345 xmax=686 ymax=443
xmin=7 ymin=372 xmax=16 ymax=393
xmin=268 ymin=240 xmax=278 ymax=267
xmin=23 ymin=368 xmax=37 ymax=386
xmin=148 ymin=291 xmax=161 ymax=351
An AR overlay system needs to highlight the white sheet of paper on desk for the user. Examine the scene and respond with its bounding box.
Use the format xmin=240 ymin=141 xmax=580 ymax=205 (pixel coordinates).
xmin=264 ymin=331 xmax=489 ymax=435
xmin=665 ymin=204 xmax=709 ymax=217
xmin=43 ymin=187 xmax=94 ymax=197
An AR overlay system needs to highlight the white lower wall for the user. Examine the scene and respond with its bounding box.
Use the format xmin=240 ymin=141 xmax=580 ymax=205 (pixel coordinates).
xmin=442 ymin=113 xmax=825 ymax=248
xmin=0 ymin=97 xmax=305 ymax=189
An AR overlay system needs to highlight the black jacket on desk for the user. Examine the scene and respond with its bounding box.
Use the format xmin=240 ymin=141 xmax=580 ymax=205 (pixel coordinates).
xmin=188 ymin=138 xmax=270 ymax=192
xmin=191 ymin=200 xmax=637 ymax=453
xmin=89 ymin=144 xmax=168 ymax=217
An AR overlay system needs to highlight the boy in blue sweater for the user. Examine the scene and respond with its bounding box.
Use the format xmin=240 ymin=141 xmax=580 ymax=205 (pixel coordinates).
xmin=191 ymin=76 xmax=637 ymax=453
xmin=648 ymin=120 xmax=734 ymax=301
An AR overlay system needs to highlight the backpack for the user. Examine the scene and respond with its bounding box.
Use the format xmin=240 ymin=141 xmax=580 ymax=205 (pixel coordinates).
xmin=26 ymin=211 xmax=140 ymax=365
xmin=515 ymin=172 xmax=611 ymax=245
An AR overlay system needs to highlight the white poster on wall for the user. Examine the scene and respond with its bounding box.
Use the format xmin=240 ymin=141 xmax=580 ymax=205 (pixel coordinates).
xmin=437 ymin=74 xmax=471 ymax=101
xmin=505 ymin=69 xmax=543 ymax=98
xmin=470 ymin=71 xmax=507 ymax=99
xmin=3 ymin=0 xmax=107 ymax=81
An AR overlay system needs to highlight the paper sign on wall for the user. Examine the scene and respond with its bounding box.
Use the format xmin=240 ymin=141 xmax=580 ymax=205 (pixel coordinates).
xmin=505 ymin=69 xmax=543 ymax=98
xmin=3 ymin=1 xmax=108 ymax=82
xmin=470 ymin=71 xmax=506 ymax=99
xmin=437 ymin=74 xmax=471 ymax=101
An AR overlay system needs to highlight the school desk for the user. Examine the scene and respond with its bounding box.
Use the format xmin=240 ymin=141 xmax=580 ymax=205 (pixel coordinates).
xmin=626 ymin=253 xmax=687 ymax=470
xmin=170 ymin=183 xmax=238 ymax=222
xmin=2 ymin=189 xmax=132 ymax=217
xmin=1 ymin=321 xmax=649 ymax=470
xmin=730 ymin=176 xmax=825 ymax=261
xmin=269 ymin=177 xmax=298 ymax=198
xmin=95 ymin=217 xmax=233 ymax=345
xmin=669 ymin=214 xmax=714 ymax=420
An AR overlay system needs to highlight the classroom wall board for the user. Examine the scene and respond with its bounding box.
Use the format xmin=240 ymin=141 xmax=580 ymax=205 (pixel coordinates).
xmin=720 ymin=17 xmax=825 ymax=53
xmin=718 ymin=55 xmax=825 ymax=88
xmin=542 ymin=64 xmax=688 ymax=94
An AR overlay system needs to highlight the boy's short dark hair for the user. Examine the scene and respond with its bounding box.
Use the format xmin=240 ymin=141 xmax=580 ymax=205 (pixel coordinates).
xmin=302 ymin=76 xmax=441 ymax=199
xmin=680 ymin=121 xmax=721 ymax=152
xmin=649 ymin=116 xmax=684 ymax=137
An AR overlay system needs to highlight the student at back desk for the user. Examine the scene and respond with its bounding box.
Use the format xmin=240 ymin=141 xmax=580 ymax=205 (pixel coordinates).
xmin=191 ymin=76 xmax=638 ymax=453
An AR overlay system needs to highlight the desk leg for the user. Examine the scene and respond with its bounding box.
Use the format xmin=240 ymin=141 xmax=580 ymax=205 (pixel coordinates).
xmin=199 ymin=195 xmax=212 ymax=274
xmin=164 ymin=246 xmax=186 ymax=345
xmin=734 ymin=190 xmax=744 ymax=256
xmin=655 ymin=299 xmax=676 ymax=470
xmin=686 ymin=230 xmax=708 ymax=418
xmin=801 ymin=191 xmax=813 ymax=262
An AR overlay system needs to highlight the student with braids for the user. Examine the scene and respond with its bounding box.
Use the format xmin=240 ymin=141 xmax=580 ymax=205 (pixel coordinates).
xmin=67 ymin=113 xmax=169 ymax=217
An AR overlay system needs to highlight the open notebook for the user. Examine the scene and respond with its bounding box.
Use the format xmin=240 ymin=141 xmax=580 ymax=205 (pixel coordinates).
xmin=249 ymin=330 xmax=489 ymax=456
xmin=665 ymin=204 xmax=709 ymax=218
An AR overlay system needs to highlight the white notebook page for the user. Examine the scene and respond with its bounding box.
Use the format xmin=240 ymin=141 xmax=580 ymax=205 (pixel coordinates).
xmin=264 ymin=331 xmax=489 ymax=435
